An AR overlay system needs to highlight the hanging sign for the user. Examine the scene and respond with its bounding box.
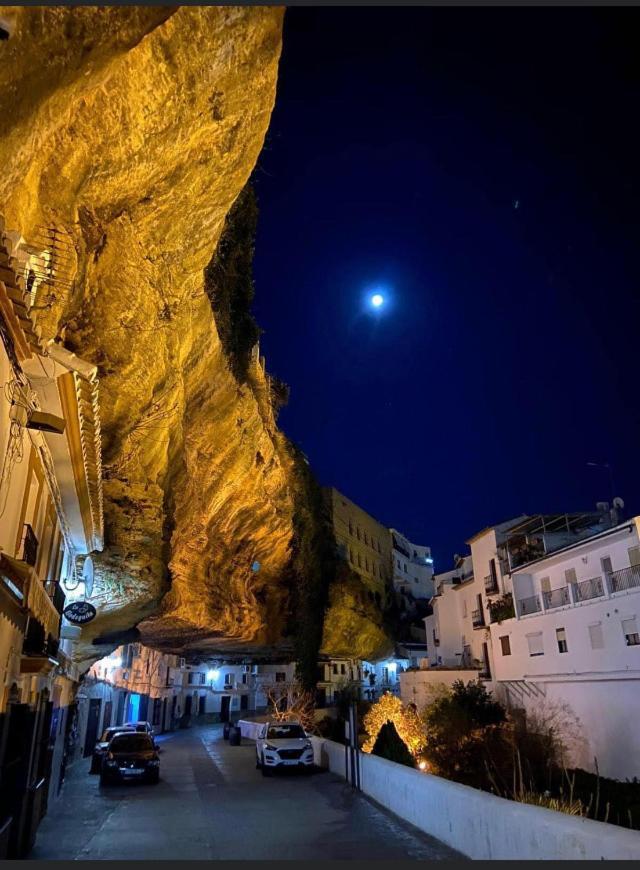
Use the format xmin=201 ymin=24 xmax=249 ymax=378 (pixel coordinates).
xmin=63 ymin=601 xmax=97 ymax=625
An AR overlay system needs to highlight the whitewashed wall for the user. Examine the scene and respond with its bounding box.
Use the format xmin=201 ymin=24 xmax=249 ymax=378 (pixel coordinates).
xmin=309 ymin=737 xmax=640 ymax=860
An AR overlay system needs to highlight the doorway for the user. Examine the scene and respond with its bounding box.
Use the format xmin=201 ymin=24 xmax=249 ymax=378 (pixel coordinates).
xmin=220 ymin=696 xmax=231 ymax=722
xmin=240 ymin=693 xmax=249 ymax=711
xmin=198 ymin=695 xmax=206 ymax=716
xmin=83 ymin=699 xmax=102 ymax=757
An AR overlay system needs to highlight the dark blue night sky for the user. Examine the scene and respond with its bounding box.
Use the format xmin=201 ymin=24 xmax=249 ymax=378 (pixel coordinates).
xmin=251 ymin=8 xmax=640 ymax=571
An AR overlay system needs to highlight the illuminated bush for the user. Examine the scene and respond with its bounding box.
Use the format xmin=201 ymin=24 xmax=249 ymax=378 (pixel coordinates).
xmin=372 ymin=721 xmax=415 ymax=769
xmin=362 ymin=692 xmax=426 ymax=756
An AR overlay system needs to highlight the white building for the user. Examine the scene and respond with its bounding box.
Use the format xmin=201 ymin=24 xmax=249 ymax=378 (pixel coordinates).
xmin=488 ymin=512 xmax=640 ymax=780
xmin=390 ymin=529 xmax=434 ymax=605
xmin=426 ymin=505 xmax=640 ymax=780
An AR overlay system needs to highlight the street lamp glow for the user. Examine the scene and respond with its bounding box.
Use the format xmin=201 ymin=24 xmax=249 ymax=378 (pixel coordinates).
xmin=371 ymin=293 xmax=384 ymax=308
xmin=207 ymin=669 xmax=220 ymax=681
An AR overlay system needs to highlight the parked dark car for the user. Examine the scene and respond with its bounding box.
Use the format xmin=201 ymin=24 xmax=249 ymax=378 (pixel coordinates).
xmin=100 ymin=732 xmax=160 ymax=786
xmin=90 ymin=725 xmax=135 ymax=774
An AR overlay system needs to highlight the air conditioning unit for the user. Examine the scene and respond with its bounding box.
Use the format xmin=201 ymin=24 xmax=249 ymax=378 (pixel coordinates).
xmin=242 ymin=665 xmax=251 ymax=673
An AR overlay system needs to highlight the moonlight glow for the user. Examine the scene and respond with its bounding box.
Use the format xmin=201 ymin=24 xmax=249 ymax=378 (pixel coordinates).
xmin=371 ymin=293 xmax=384 ymax=308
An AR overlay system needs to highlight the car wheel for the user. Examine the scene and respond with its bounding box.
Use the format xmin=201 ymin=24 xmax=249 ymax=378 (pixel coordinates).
xmin=256 ymin=754 xmax=262 ymax=770
xmin=148 ymin=772 xmax=160 ymax=785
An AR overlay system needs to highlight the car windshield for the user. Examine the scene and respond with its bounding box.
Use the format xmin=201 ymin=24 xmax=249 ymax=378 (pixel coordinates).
xmin=109 ymin=734 xmax=153 ymax=752
xmin=100 ymin=727 xmax=130 ymax=742
xmin=267 ymin=724 xmax=305 ymax=739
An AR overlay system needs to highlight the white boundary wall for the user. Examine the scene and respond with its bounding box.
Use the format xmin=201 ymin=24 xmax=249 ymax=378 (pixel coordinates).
xmin=309 ymin=737 xmax=640 ymax=860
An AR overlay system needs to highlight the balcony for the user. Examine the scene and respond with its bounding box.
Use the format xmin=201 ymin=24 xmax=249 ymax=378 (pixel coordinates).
xmin=608 ymin=566 xmax=640 ymax=594
xmin=471 ymin=608 xmax=486 ymax=628
xmin=574 ymin=576 xmax=605 ymax=603
xmin=484 ymin=574 xmax=499 ymax=595
xmin=518 ymin=594 xmax=542 ymax=616
xmin=542 ymin=586 xmax=570 ymax=610
xmin=20 ymin=523 xmax=38 ymax=567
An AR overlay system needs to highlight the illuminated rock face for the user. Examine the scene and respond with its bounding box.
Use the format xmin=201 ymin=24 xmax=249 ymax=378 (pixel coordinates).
xmin=0 ymin=6 xmax=391 ymax=670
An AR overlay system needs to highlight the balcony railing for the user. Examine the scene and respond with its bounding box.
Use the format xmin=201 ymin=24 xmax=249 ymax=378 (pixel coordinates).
xmin=518 ymin=594 xmax=542 ymax=616
xmin=21 ymin=523 xmax=38 ymax=567
xmin=608 ymin=566 xmax=640 ymax=594
xmin=484 ymin=574 xmax=499 ymax=594
xmin=574 ymin=576 xmax=605 ymax=603
xmin=542 ymin=586 xmax=570 ymax=610
xmin=471 ymin=608 xmax=486 ymax=628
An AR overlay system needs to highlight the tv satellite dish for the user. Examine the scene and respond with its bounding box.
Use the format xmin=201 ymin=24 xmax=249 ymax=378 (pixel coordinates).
xmin=82 ymin=556 xmax=94 ymax=598
xmin=613 ymin=497 xmax=625 ymax=510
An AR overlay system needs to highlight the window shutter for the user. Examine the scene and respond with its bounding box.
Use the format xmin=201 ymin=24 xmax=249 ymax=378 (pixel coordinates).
xmin=526 ymin=632 xmax=544 ymax=656
xmin=588 ymin=623 xmax=604 ymax=650
xmin=564 ymin=568 xmax=577 ymax=585
xmin=622 ymin=617 xmax=638 ymax=636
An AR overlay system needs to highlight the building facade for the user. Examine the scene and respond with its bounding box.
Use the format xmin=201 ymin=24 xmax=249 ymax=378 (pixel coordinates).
xmin=0 ymin=216 xmax=104 ymax=856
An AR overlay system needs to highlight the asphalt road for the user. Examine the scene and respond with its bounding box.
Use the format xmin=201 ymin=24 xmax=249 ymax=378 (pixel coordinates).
xmin=31 ymin=724 xmax=462 ymax=860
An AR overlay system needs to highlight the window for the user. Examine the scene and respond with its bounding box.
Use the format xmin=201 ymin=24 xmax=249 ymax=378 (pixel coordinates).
xmin=188 ymin=672 xmax=194 ymax=685
xmin=397 ymin=559 xmax=401 ymax=569
xmin=564 ymin=568 xmax=577 ymax=585
xmin=275 ymin=672 xmax=286 ymax=682
xmin=556 ymin=628 xmax=568 ymax=653
xmin=589 ymin=622 xmax=604 ymax=650
xmin=403 ymin=564 xmax=407 ymax=573
xmin=601 ymin=556 xmax=613 ymax=577
xmin=628 ymin=547 xmax=640 ymax=568
xmin=622 ymin=618 xmax=640 ymax=646
xmin=340 ymin=663 xmax=346 ymax=675
xmin=500 ymin=635 xmax=511 ymax=656
xmin=526 ymin=632 xmax=544 ymax=657
xmin=241 ymin=673 xmax=248 ymax=684
xmin=224 ymin=673 xmax=234 ymax=686
xmin=199 ymin=672 xmax=206 ymax=685
xmin=332 ymin=663 xmax=338 ymax=675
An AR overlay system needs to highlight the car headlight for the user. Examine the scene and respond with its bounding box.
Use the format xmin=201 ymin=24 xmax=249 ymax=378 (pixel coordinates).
xmin=147 ymin=759 xmax=160 ymax=767
xmin=105 ymin=754 xmax=118 ymax=767
xmin=264 ymin=743 xmax=278 ymax=752
xmin=303 ymin=744 xmax=313 ymax=752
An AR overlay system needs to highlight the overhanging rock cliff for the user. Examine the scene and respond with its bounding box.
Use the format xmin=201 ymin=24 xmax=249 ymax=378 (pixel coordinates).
xmin=0 ymin=6 xmax=393 ymax=671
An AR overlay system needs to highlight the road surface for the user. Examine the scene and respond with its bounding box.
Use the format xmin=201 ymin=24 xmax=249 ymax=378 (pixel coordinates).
xmin=31 ymin=724 xmax=462 ymax=860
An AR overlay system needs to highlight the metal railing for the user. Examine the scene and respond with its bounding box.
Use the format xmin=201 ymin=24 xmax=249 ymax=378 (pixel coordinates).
xmin=484 ymin=574 xmax=499 ymax=594
xmin=574 ymin=576 xmax=605 ymax=602
xmin=608 ymin=566 xmax=640 ymax=594
xmin=542 ymin=586 xmax=570 ymax=610
xmin=21 ymin=523 xmax=38 ymax=567
xmin=471 ymin=608 xmax=486 ymax=628
xmin=518 ymin=594 xmax=542 ymax=616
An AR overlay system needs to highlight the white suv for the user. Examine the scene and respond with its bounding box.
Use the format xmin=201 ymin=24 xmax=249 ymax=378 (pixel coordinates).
xmin=256 ymin=721 xmax=314 ymax=775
